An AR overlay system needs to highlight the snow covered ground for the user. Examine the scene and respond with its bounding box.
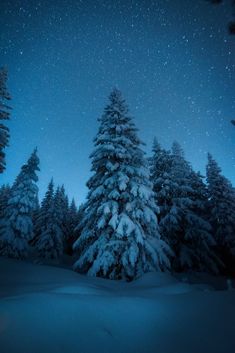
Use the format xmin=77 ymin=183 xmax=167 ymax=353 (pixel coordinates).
xmin=0 ymin=257 xmax=234 ymax=353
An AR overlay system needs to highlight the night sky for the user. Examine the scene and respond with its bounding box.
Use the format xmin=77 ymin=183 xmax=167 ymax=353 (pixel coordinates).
xmin=1 ymin=0 xmax=235 ymax=204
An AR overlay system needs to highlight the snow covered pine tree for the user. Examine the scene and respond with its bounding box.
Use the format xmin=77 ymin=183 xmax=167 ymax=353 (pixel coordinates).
xmin=64 ymin=198 xmax=79 ymax=255
xmin=54 ymin=185 xmax=70 ymax=243
xmin=206 ymin=153 xmax=235 ymax=271
xmin=73 ymin=89 xmax=171 ymax=280
xmin=0 ymin=67 xmax=11 ymax=173
xmin=0 ymin=184 xmax=11 ymax=220
xmin=34 ymin=179 xmax=54 ymax=252
xmin=149 ymin=138 xmax=173 ymax=225
xmin=150 ymin=141 xmax=220 ymax=273
xmin=0 ymin=149 xmax=39 ymax=258
xmin=35 ymin=179 xmax=64 ymax=259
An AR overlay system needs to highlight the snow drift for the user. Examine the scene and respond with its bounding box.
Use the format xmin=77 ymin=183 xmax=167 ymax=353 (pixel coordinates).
xmin=0 ymin=257 xmax=234 ymax=353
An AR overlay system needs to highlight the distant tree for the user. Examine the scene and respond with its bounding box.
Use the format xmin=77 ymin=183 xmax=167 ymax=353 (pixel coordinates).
xmin=31 ymin=194 xmax=40 ymax=238
xmin=150 ymin=140 xmax=220 ymax=273
xmin=73 ymin=89 xmax=171 ymax=280
xmin=208 ymin=0 xmax=222 ymax=4
xmin=206 ymin=153 xmax=235 ymax=271
xmin=35 ymin=180 xmax=63 ymax=259
xmin=207 ymin=0 xmax=235 ymax=34
xmin=185 ymin=169 xmax=222 ymax=272
xmin=149 ymin=138 xmax=173 ymax=224
xmin=189 ymin=170 xmax=213 ymax=227
xmin=68 ymin=202 xmax=87 ymax=255
xmin=0 ymin=184 xmax=11 ymax=220
xmin=64 ymin=198 xmax=79 ymax=255
xmin=54 ymin=185 xmax=70 ymax=241
xmin=69 ymin=198 xmax=79 ymax=231
xmin=0 ymin=67 xmax=11 ymax=173
xmin=33 ymin=178 xmax=54 ymax=245
xmin=0 ymin=149 xmax=40 ymax=258
xmin=74 ymin=202 xmax=86 ymax=236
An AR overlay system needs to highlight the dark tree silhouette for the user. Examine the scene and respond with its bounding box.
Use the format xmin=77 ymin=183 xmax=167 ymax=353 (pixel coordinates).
xmin=208 ymin=0 xmax=235 ymax=34
xmin=0 ymin=67 xmax=11 ymax=173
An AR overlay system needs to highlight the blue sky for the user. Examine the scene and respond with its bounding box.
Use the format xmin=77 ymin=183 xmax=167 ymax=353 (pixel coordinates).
xmin=1 ymin=0 xmax=235 ymax=204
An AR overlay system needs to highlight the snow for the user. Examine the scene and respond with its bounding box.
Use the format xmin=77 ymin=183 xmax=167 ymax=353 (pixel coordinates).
xmin=0 ymin=257 xmax=234 ymax=353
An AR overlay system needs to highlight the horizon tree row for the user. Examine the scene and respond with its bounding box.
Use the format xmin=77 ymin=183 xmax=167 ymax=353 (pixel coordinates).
xmin=0 ymin=88 xmax=235 ymax=280
xmin=0 ymin=67 xmax=11 ymax=174
xmin=0 ymin=150 xmax=79 ymax=259
xmin=149 ymin=138 xmax=235 ymax=274
xmin=72 ymin=89 xmax=235 ymax=279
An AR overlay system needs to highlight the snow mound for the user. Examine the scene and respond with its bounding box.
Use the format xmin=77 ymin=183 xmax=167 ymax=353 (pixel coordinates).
xmin=51 ymin=285 xmax=108 ymax=295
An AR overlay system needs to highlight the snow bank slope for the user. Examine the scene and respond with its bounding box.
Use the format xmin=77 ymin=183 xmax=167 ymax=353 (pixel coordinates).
xmin=0 ymin=258 xmax=234 ymax=353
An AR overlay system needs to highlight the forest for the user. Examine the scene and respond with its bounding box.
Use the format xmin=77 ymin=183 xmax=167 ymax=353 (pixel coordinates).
xmin=1 ymin=1 xmax=235 ymax=352
xmin=1 ymin=67 xmax=235 ymax=281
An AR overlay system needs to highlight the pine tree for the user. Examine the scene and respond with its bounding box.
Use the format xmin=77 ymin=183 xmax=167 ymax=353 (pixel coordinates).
xmin=149 ymin=138 xmax=173 ymax=224
xmin=64 ymin=198 xmax=79 ymax=255
xmin=75 ymin=202 xmax=87 ymax=234
xmin=31 ymin=194 xmax=40 ymax=240
xmin=185 ymin=169 xmax=221 ymax=273
xmin=55 ymin=185 xmax=70 ymax=241
xmin=0 ymin=184 xmax=11 ymax=220
xmin=73 ymin=89 xmax=171 ymax=280
xmin=71 ymin=202 xmax=87 ymax=253
xmin=35 ymin=180 xmax=64 ymax=259
xmin=0 ymin=149 xmax=40 ymax=258
xmin=150 ymin=141 xmax=220 ymax=273
xmin=69 ymin=198 xmax=79 ymax=231
xmin=0 ymin=67 xmax=11 ymax=173
xmin=151 ymin=141 xmax=192 ymax=255
xmin=33 ymin=179 xmax=54 ymax=244
xmin=206 ymin=153 xmax=235 ymax=264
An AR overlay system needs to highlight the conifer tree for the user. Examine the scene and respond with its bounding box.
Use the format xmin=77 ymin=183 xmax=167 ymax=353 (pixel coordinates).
xmin=150 ymin=141 xmax=220 ymax=273
xmin=69 ymin=198 xmax=79 ymax=231
xmin=73 ymin=89 xmax=171 ymax=280
xmin=33 ymin=178 xmax=54 ymax=244
xmin=0 ymin=184 xmax=11 ymax=220
xmin=31 ymin=194 xmax=40 ymax=240
xmin=35 ymin=180 xmax=64 ymax=259
xmin=69 ymin=202 xmax=87 ymax=255
xmin=0 ymin=149 xmax=39 ymax=258
xmin=0 ymin=67 xmax=11 ymax=173
xmin=55 ymin=185 xmax=70 ymax=240
xmin=64 ymin=198 xmax=79 ymax=255
xmin=150 ymin=141 xmax=191 ymax=252
xmin=185 ymin=169 xmax=221 ymax=273
xmin=206 ymin=153 xmax=235 ymax=262
xmin=149 ymin=138 xmax=172 ymax=224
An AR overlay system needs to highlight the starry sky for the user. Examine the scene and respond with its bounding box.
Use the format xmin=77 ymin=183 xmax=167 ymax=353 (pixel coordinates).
xmin=1 ymin=0 xmax=235 ymax=204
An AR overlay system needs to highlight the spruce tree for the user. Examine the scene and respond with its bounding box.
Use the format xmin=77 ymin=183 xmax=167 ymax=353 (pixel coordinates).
xmin=150 ymin=141 xmax=220 ymax=273
xmin=151 ymin=141 xmax=192 ymax=255
xmin=0 ymin=67 xmax=11 ymax=173
xmin=55 ymin=185 xmax=70 ymax=241
xmin=64 ymin=198 xmax=79 ymax=255
xmin=33 ymin=178 xmax=54 ymax=244
xmin=35 ymin=180 xmax=64 ymax=259
xmin=69 ymin=198 xmax=79 ymax=231
xmin=31 ymin=194 xmax=40 ymax=242
xmin=185 ymin=169 xmax=221 ymax=273
xmin=73 ymin=89 xmax=171 ymax=280
xmin=206 ymin=153 xmax=235 ymax=264
xmin=0 ymin=184 xmax=11 ymax=220
xmin=149 ymin=138 xmax=173 ymax=224
xmin=0 ymin=149 xmax=39 ymax=258
xmin=70 ymin=202 xmax=87 ymax=254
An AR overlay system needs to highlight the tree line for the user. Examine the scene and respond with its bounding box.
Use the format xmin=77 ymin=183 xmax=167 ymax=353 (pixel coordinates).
xmin=0 ymin=69 xmax=235 ymax=281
